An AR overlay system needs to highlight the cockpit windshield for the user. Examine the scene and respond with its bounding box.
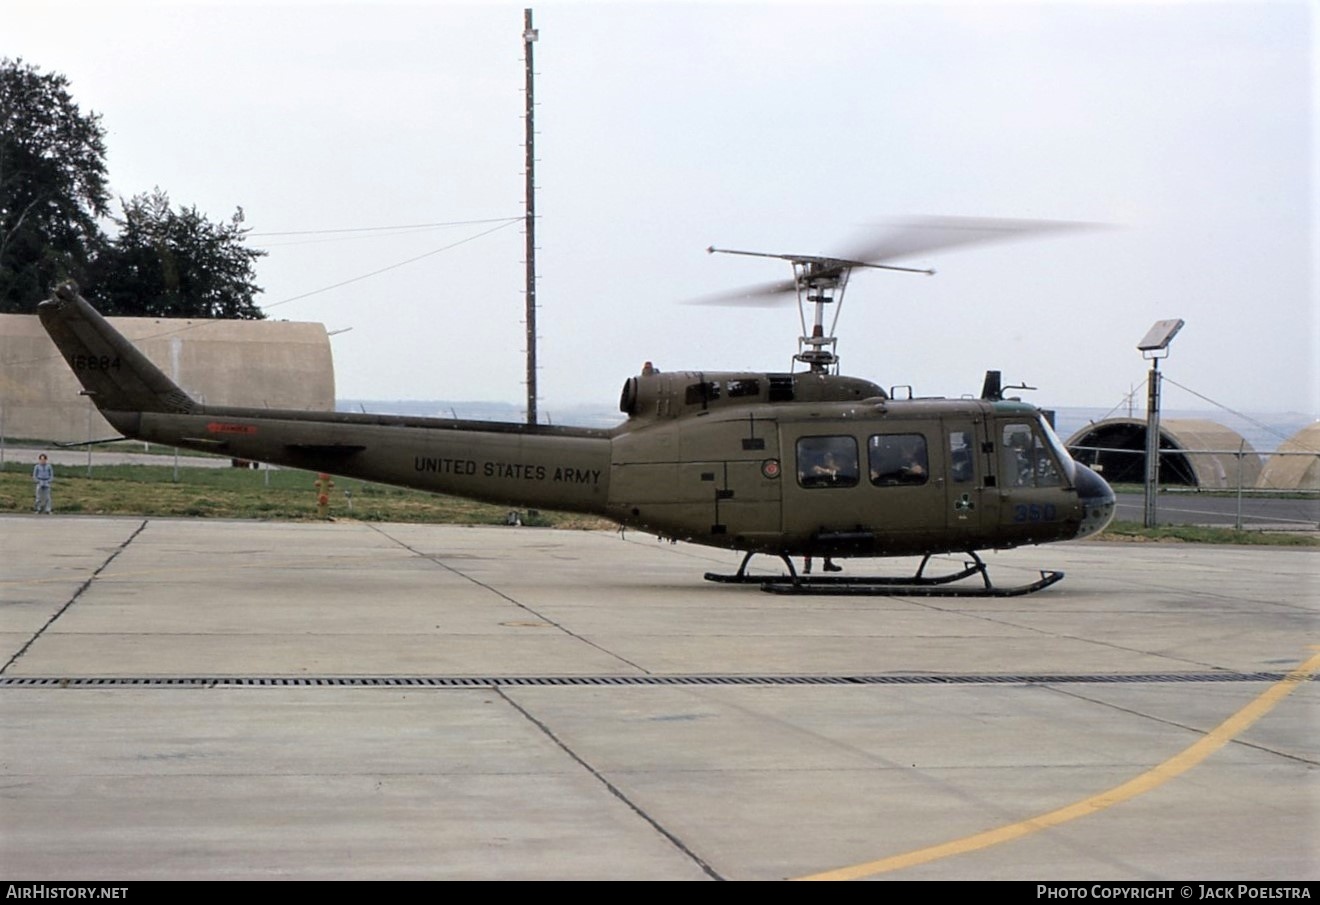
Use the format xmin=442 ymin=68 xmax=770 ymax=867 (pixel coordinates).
xmin=1037 ymin=415 xmax=1077 ymax=484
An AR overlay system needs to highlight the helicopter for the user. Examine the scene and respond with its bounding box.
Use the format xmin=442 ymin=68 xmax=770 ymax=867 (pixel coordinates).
xmin=36 ymin=218 xmax=1115 ymax=596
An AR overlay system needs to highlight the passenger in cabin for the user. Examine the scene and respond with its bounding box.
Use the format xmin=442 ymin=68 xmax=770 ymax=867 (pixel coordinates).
xmin=868 ymin=434 xmax=928 ymax=486
xmin=809 ymin=451 xmax=844 ymax=482
xmin=797 ymin=436 xmax=860 ymax=488
xmin=897 ymin=438 xmax=927 ymax=483
xmin=950 ymin=447 xmax=973 ymax=483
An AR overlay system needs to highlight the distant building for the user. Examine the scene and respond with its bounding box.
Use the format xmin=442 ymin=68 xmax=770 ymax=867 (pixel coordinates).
xmin=0 ymin=313 xmax=334 ymax=443
xmin=1065 ymin=417 xmax=1263 ymax=489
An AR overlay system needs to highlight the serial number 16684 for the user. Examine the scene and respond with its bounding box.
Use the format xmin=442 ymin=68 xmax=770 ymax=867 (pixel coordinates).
xmin=71 ymin=354 xmax=121 ymax=371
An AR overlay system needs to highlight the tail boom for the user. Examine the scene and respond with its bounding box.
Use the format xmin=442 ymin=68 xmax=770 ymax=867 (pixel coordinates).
xmin=38 ymin=284 xmax=613 ymax=515
xmin=128 ymin=407 xmax=613 ymax=514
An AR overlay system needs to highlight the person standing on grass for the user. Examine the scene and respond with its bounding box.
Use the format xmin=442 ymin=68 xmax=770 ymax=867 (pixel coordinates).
xmin=32 ymin=453 xmax=54 ymax=514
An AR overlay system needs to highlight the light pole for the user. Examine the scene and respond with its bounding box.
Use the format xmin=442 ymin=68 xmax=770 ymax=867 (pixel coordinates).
xmin=1137 ymin=319 xmax=1185 ymax=528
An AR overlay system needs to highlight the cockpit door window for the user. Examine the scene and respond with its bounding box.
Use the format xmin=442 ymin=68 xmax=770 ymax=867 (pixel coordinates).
xmin=1001 ymin=422 xmax=1063 ymax=487
xmin=948 ymin=430 xmax=974 ymax=484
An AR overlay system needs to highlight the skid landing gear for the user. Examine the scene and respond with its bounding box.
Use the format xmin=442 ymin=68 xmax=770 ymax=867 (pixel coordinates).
xmin=704 ymin=551 xmax=1063 ymax=597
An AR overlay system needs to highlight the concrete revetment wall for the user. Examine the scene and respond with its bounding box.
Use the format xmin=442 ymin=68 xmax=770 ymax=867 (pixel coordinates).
xmin=0 ymin=313 xmax=334 ymax=443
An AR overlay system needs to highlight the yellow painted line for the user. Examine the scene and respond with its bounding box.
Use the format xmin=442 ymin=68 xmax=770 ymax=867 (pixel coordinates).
xmin=797 ymin=649 xmax=1320 ymax=881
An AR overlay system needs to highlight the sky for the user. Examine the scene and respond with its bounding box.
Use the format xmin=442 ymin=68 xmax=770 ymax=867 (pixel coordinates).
xmin=6 ymin=0 xmax=1315 ymax=420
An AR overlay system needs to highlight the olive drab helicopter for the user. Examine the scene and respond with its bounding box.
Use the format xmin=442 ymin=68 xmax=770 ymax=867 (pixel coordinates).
xmin=37 ymin=216 xmax=1115 ymax=596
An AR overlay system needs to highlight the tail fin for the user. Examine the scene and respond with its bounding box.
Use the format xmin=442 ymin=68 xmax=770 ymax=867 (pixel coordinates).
xmin=38 ymin=282 xmax=200 ymax=416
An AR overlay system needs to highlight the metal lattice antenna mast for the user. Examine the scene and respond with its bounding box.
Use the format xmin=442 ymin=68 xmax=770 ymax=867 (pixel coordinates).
xmin=523 ymin=8 xmax=539 ymax=425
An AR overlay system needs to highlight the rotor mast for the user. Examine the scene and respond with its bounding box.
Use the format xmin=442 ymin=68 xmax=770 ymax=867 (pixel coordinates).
xmin=707 ymin=246 xmax=932 ymax=374
xmin=793 ymin=258 xmax=850 ymax=372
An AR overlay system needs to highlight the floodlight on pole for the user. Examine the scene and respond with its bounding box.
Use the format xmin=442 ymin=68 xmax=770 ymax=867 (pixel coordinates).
xmin=1139 ymin=318 xmax=1185 ymax=528
xmin=1138 ymin=319 xmax=1184 ymax=355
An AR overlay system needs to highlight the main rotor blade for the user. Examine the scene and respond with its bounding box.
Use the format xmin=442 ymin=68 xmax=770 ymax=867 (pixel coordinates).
xmin=837 ymin=215 xmax=1098 ymax=265
xmin=691 ymin=215 xmax=1099 ymax=307
xmin=686 ymin=277 xmax=799 ymax=307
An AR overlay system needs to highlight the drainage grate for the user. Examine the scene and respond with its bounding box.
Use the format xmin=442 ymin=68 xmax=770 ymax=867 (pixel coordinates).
xmin=0 ymin=672 xmax=1294 ymax=689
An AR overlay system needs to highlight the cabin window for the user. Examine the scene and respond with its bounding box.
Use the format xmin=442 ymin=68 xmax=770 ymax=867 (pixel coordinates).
xmin=725 ymin=378 xmax=760 ymax=398
xmin=949 ymin=430 xmax=974 ymax=483
xmin=1001 ymin=422 xmax=1063 ymax=487
xmin=684 ymin=381 xmax=720 ymax=406
xmin=796 ymin=436 xmax=859 ymax=488
xmin=868 ymin=434 xmax=929 ymax=486
xmin=768 ymin=374 xmax=795 ymax=402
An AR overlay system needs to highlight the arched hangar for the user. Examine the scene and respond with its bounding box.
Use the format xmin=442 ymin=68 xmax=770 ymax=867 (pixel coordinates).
xmin=1257 ymin=422 xmax=1320 ymax=491
xmin=1064 ymin=418 xmax=1262 ymax=489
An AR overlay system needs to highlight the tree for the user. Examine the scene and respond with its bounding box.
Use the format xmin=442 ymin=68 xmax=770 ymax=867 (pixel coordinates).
xmin=2 ymin=59 xmax=266 ymax=319
xmin=89 ymin=189 xmax=266 ymax=320
xmin=0 ymin=58 xmax=109 ymax=312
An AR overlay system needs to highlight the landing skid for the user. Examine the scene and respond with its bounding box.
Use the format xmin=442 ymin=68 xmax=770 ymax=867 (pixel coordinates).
xmin=703 ymin=551 xmax=1063 ymax=597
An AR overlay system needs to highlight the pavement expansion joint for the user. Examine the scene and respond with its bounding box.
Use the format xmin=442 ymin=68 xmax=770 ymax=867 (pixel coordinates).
xmin=0 ymin=671 xmax=1297 ymax=689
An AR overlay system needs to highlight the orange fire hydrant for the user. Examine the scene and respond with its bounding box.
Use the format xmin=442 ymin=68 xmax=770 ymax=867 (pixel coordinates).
xmin=314 ymin=473 xmax=335 ymax=518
